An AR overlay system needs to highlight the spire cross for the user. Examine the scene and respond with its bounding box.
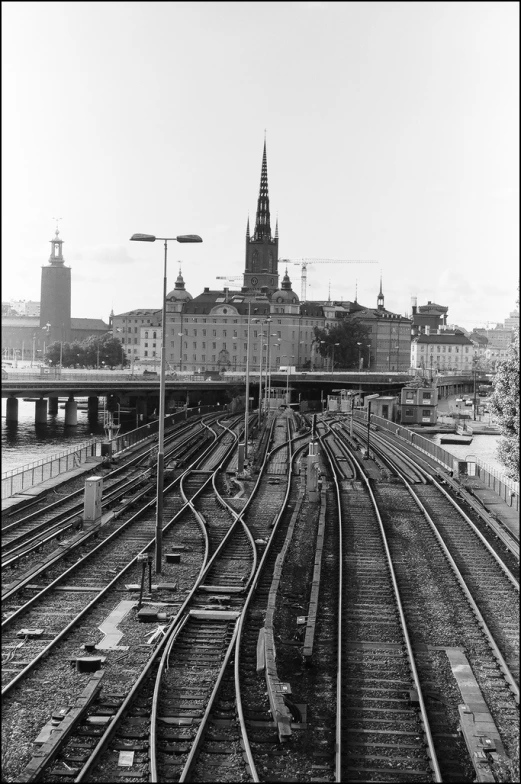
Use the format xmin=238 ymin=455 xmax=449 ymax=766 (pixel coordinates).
xmin=52 ymin=217 xmax=62 ymax=235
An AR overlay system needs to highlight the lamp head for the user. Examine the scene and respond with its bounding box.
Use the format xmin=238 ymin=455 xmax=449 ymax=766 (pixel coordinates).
xmin=131 ymin=233 xmax=156 ymax=242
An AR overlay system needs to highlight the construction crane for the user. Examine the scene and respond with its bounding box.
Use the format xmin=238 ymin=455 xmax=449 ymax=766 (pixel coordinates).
xmin=280 ymin=259 xmax=378 ymax=301
xmin=216 ymin=275 xmax=242 ymax=283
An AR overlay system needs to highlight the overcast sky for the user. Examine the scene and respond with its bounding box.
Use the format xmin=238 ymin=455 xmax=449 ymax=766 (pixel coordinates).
xmin=2 ymin=1 xmax=519 ymax=330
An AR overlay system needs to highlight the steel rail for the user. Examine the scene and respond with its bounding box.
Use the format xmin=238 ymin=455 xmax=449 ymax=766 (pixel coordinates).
xmin=318 ymin=420 xmax=443 ymax=783
xmin=1 ymin=423 xmax=240 ymax=699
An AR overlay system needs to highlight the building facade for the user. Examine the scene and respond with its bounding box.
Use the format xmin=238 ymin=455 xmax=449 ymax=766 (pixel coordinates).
xmin=111 ymin=141 xmax=411 ymax=374
xmin=410 ymin=330 xmax=474 ymax=374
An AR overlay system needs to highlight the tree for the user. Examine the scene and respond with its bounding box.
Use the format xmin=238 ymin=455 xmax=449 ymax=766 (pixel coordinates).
xmin=314 ymin=318 xmax=371 ymax=369
xmin=490 ymin=329 xmax=519 ymax=481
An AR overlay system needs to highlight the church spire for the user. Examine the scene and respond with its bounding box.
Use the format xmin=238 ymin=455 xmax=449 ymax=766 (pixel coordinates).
xmin=246 ymin=215 xmax=250 ymax=239
xmin=253 ymin=139 xmax=271 ymax=241
xmin=377 ymin=273 xmax=384 ymax=310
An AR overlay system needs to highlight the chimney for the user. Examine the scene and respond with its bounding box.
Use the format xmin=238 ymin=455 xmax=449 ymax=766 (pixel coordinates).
xmin=204 ymin=287 xmax=210 ymax=293
xmin=411 ymin=296 xmax=417 ymax=315
xmin=224 ymin=287 xmax=229 ymax=302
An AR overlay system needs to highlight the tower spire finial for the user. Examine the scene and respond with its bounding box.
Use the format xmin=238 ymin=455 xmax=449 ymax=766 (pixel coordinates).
xmin=52 ymin=216 xmax=62 ymax=237
xmin=355 ymin=279 xmax=358 ymax=303
xmin=377 ymin=272 xmax=384 ymax=309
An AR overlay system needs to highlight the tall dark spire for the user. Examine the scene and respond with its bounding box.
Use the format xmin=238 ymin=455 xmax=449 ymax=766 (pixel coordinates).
xmin=377 ymin=273 xmax=384 ymax=310
xmin=253 ymin=140 xmax=271 ymax=241
xmin=246 ymin=216 xmax=250 ymax=239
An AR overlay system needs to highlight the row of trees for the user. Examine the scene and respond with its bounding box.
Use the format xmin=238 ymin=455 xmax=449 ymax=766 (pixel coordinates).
xmin=313 ymin=319 xmax=371 ymax=369
xmin=490 ymin=326 xmax=519 ymax=482
xmin=45 ymin=334 xmax=127 ymax=369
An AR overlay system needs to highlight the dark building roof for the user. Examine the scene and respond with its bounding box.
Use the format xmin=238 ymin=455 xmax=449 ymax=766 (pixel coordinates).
xmin=71 ymin=318 xmax=110 ymax=331
xmin=114 ymin=309 xmax=160 ymax=318
xmin=414 ymin=333 xmax=473 ymax=345
xmin=350 ymin=306 xmax=411 ymax=322
xmin=185 ymin=288 xmax=271 ymax=317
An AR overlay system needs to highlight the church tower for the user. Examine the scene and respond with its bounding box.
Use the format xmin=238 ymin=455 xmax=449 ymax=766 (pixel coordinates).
xmin=40 ymin=222 xmax=72 ymax=344
xmin=243 ymin=140 xmax=279 ymax=295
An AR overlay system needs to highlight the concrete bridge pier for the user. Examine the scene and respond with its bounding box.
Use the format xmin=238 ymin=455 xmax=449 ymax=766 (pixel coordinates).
xmin=88 ymin=396 xmax=99 ymax=419
xmin=6 ymin=397 xmax=18 ymax=423
xmin=35 ymin=398 xmax=48 ymax=424
xmin=65 ymin=396 xmax=78 ymax=426
xmin=48 ymin=397 xmax=59 ymax=415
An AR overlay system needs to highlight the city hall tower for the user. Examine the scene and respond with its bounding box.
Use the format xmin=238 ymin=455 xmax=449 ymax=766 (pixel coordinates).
xmin=40 ymin=223 xmax=71 ymax=344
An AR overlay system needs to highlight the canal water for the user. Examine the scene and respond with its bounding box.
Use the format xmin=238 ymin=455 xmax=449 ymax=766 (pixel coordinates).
xmin=1 ymin=398 xmax=135 ymax=473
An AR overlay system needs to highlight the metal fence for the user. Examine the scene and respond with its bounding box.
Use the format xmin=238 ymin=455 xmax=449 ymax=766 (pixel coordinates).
xmin=353 ymin=411 xmax=519 ymax=512
xmin=2 ymin=439 xmax=100 ymax=500
xmin=1 ymin=404 xmax=224 ymax=500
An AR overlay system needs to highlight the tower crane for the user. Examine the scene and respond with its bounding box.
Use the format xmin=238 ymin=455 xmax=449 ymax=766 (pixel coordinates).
xmin=279 ymin=259 xmax=378 ymax=301
xmin=216 ymin=275 xmax=242 ymax=284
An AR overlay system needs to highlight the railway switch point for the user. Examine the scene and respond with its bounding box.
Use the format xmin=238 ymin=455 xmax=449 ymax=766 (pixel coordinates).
xmin=17 ymin=628 xmax=43 ymax=638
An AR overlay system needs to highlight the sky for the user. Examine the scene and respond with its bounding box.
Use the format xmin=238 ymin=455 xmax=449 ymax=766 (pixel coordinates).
xmin=2 ymin=1 xmax=519 ymax=331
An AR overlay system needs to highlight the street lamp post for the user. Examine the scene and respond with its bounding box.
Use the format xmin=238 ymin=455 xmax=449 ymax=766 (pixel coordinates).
xmin=357 ymin=341 xmax=362 ymax=370
xmin=130 ymin=232 xmax=202 ymax=574
xmin=42 ymin=322 xmax=51 ymax=362
xmin=331 ymin=342 xmax=340 ymax=371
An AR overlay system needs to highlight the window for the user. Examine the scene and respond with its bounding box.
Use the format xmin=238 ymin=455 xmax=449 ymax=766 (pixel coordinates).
xmin=202 ymin=342 xmax=206 ymax=349
xmin=144 ymin=350 xmax=148 ymax=357
xmin=194 ymin=329 xmax=197 ymax=336
xmin=233 ymin=330 xmax=238 ymax=337
xmin=193 ymin=342 xmax=197 ymax=349
xmin=253 ymin=330 xmax=258 ymax=338
xmin=152 ymin=343 xmax=156 ymax=348
xmin=145 ymin=331 xmax=149 ymax=339
xmin=233 ymin=343 xmax=237 ymax=351
xmin=193 ymin=354 xmax=197 ymax=361
xmin=183 ymin=354 xmax=187 ymax=360
xmin=405 ymin=408 xmax=413 ymax=416
xmin=422 ymin=410 xmax=431 ymax=418
xmin=212 ymin=355 xmax=216 ymax=362
xmin=134 ymin=338 xmax=138 ymax=344
xmin=135 ymin=327 xmax=138 ymax=333
xmin=121 ymin=337 xmax=125 ymax=344
xmin=212 ymin=330 xmax=217 ymax=337
xmin=202 ymin=354 xmax=206 ymax=361
xmin=277 ymin=331 xmax=281 ymax=338
xmin=127 ymin=348 xmax=131 ymax=354
xmin=253 ymin=356 xmax=257 ymax=363
xmin=184 ymin=329 xmax=188 ymax=336
xmin=222 ymin=343 xmax=226 ymax=350
xmin=442 ymin=346 xmax=446 ymax=352
xmin=465 ymin=347 xmax=469 ymax=353
xmin=153 ymin=332 xmax=157 ymax=339
xmin=145 ymin=342 xmax=148 ymax=348
xmin=223 ymin=330 xmax=227 ymax=337
xmin=213 ymin=342 xmax=216 ymax=349
xmin=171 ymin=341 xmax=175 ymax=347
xmin=448 ymin=347 xmax=452 ymax=353
xmin=203 ymin=329 xmax=207 ymax=336
xmin=184 ymin=342 xmax=187 ymax=349
xmin=244 ymin=343 xmax=247 ymax=350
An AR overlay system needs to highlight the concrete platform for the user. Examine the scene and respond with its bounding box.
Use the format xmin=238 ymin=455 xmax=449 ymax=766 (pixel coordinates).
xmin=445 ymin=648 xmax=508 ymax=782
xmin=1 ymin=457 xmax=104 ymax=513
xmin=458 ymin=475 xmax=519 ymax=541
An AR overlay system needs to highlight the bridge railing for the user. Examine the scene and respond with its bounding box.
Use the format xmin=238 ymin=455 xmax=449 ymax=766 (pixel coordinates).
xmin=2 ymin=439 xmax=100 ymax=500
xmin=353 ymin=411 xmax=519 ymax=511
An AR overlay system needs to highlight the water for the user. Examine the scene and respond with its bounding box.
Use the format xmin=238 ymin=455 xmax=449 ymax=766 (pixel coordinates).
xmin=421 ymin=432 xmax=504 ymax=475
xmin=1 ymin=398 xmax=134 ymax=473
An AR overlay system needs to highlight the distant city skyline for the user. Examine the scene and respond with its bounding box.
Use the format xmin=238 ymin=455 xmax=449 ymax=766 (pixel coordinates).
xmin=2 ymin=2 xmax=518 ymax=332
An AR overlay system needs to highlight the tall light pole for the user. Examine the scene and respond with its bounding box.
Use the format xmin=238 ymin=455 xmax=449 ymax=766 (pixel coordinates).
xmin=331 ymin=342 xmax=340 ymax=371
xmin=42 ymin=322 xmax=51 ymax=361
xmin=130 ymin=232 xmax=202 ymax=574
xmin=244 ymin=302 xmax=258 ymax=460
xmin=357 ymin=341 xmax=362 ymax=370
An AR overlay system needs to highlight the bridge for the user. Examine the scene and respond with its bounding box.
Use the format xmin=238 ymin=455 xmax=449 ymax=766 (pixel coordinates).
xmin=2 ymin=371 xmax=487 ymax=425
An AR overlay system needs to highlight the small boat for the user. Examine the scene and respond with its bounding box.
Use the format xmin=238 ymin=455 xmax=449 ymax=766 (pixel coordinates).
xmin=440 ymin=434 xmax=473 ymax=445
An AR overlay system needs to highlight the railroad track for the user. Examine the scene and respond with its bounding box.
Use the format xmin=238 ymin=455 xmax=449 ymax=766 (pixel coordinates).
xmin=325 ymin=417 xmax=519 ymax=780
xmin=1 ymin=417 xmax=220 ymax=571
xmin=7 ymin=411 xmax=309 ymax=783
xmin=1 ymin=417 xmax=243 ymax=700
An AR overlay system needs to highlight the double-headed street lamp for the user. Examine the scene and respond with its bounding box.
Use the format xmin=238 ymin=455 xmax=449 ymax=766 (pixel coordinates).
xmin=130 ymin=233 xmax=202 ymax=574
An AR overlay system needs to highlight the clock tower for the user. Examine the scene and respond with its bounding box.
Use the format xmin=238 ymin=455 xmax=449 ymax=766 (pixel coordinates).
xmin=243 ymin=140 xmax=279 ymax=294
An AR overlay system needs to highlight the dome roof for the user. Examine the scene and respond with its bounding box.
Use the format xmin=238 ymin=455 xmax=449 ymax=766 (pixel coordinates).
xmin=271 ymin=269 xmax=299 ymax=304
xmin=166 ymin=270 xmax=192 ymax=301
